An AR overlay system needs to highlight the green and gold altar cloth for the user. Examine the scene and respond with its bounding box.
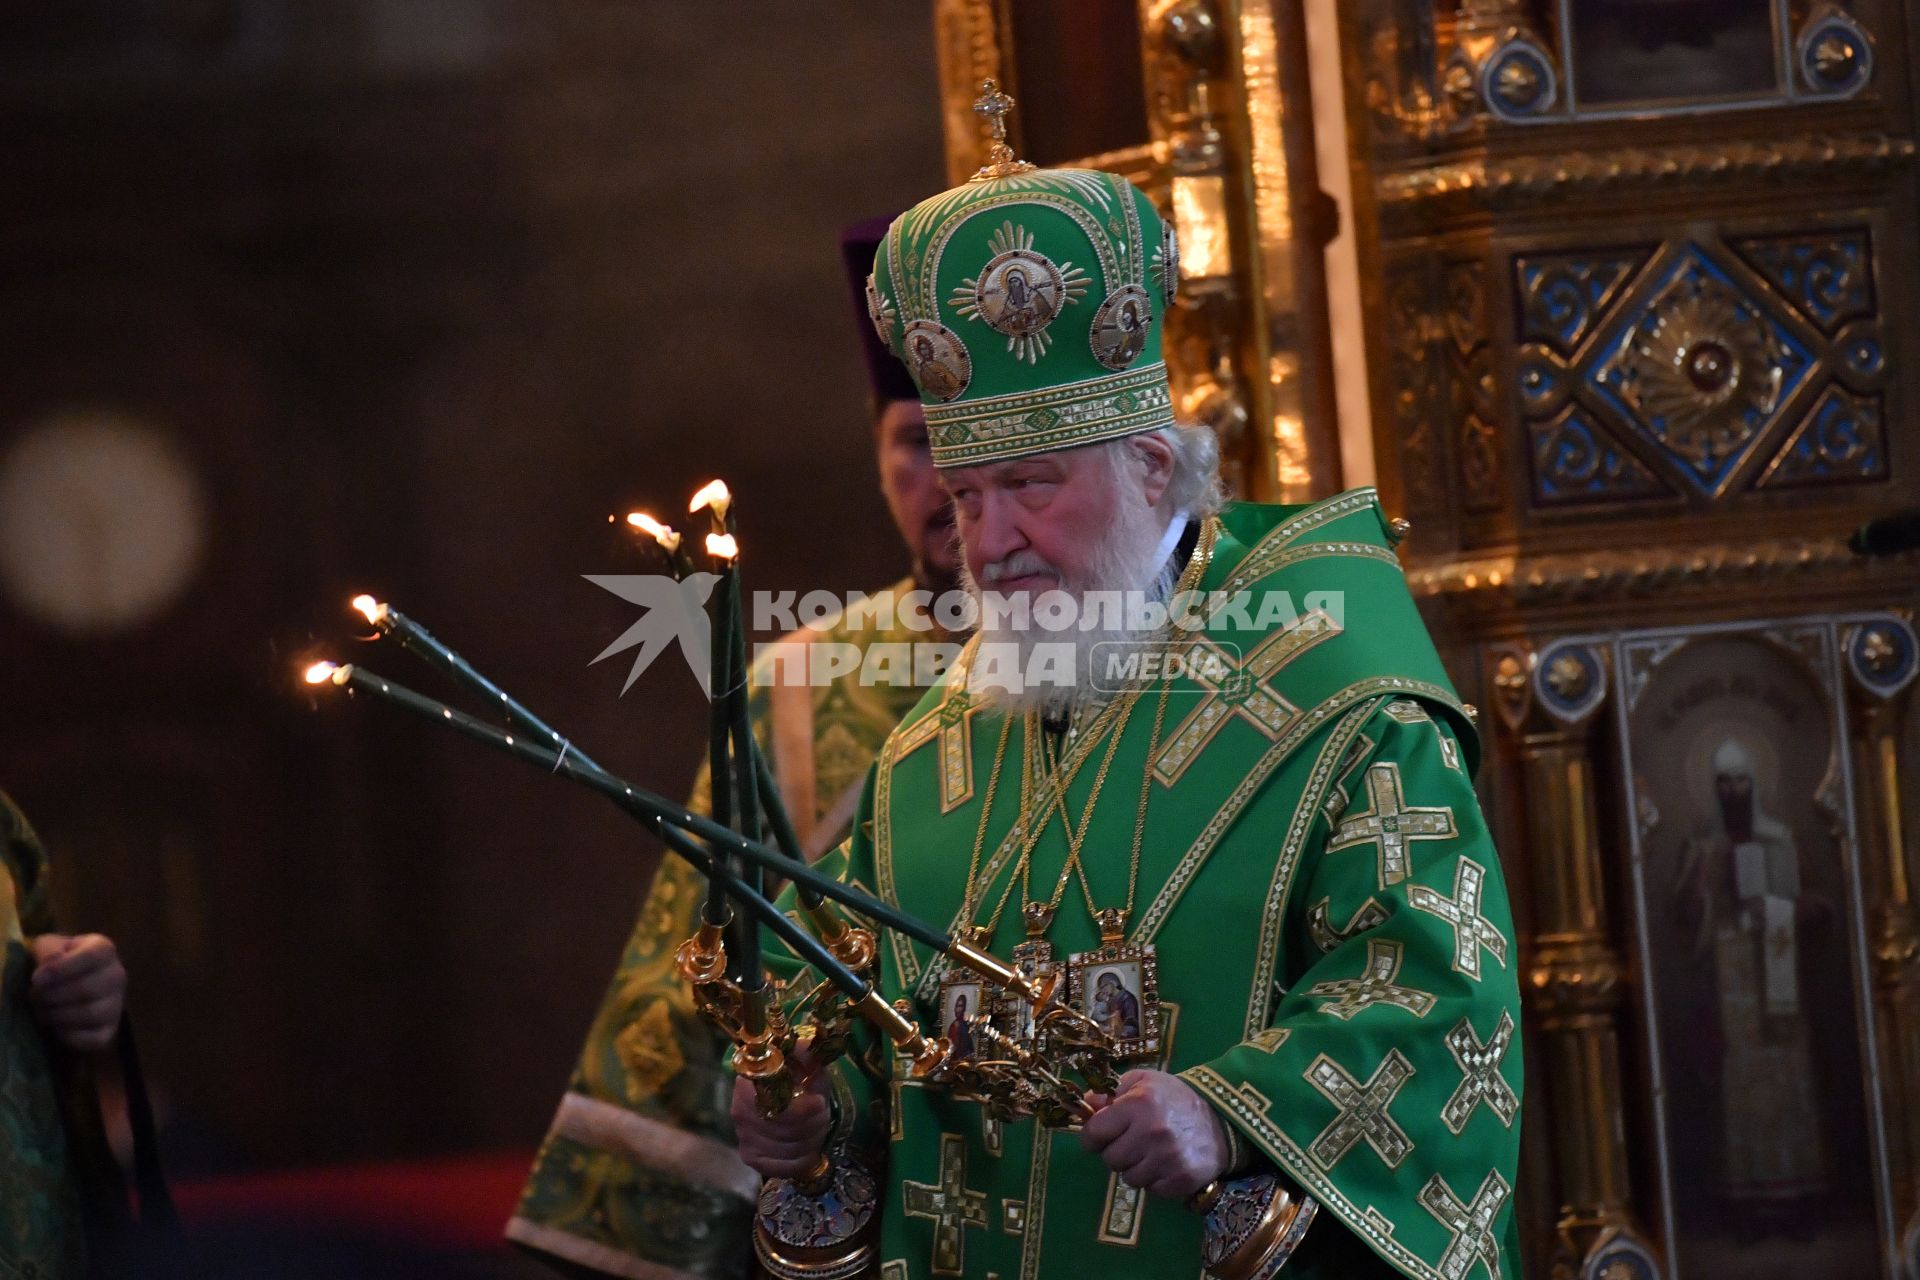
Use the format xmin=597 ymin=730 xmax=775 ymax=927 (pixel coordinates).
xmin=770 ymin=491 xmax=1524 ymax=1280
xmin=512 ymin=581 xmax=946 ymax=1280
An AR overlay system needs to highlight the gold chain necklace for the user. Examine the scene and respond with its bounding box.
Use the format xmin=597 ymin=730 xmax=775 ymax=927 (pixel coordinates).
xmin=958 ymin=714 xmax=1017 ymax=931
xmin=941 ymin=518 xmax=1216 ymax=1064
xmin=1055 ymin=516 xmax=1212 ymax=938
xmin=1058 ymin=673 xmax=1172 ymax=934
xmin=958 ymin=516 xmax=1219 ymax=946
xmin=961 ymin=681 xmax=1140 ymax=943
xmin=1019 ymin=696 xmax=1135 ymax=933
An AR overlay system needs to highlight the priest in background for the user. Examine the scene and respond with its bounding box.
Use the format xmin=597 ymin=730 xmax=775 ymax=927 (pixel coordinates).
xmin=508 ymin=217 xmax=964 ymax=1280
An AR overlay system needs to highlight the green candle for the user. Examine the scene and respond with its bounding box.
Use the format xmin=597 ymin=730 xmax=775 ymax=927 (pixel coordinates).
xmin=351 ymin=595 xmax=603 ymax=776
xmin=701 ymin=533 xmax=740 ymax=955
xmin=300 ymin=660 xmax=940 ymax=947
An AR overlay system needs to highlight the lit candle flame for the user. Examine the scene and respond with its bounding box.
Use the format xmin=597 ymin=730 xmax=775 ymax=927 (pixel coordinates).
xmin=625 ymin=511 xmax=683 ymax=554
xmin=350 ymin=594 xmax=389 ymax=626
xmin=705 ymin=532 xmax=739 ymax=563
xmin=688 ymin=479 xmax=732 ymax=520
xmin=304 ymin=661 xmax=340 ymax=685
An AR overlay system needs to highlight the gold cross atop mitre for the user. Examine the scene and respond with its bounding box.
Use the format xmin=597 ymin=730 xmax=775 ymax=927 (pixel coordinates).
xmin=970 ymin=78 xmax=1036 ymax=182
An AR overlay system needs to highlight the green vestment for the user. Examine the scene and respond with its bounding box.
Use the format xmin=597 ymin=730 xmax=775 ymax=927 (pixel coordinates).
xmin=512 ymin=581 xmax=947 ymax=1278
xmin=0 ymin=794 xmax=108 ymax=1280
xmin=771 ymin=492 xmax=1524 ymax=1280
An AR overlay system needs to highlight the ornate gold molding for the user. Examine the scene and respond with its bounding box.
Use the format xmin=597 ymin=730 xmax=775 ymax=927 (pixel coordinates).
xmin=1337 ymin=5 xmax=1920 ymax=1271
xmin=1842 ymin=616 xmax=1920 ymax=1235
xmin=1407 ymin=538 xmax=1920 ymax=608
xmin=1495 ymin=638 xmax=1664 ymax=1280
xmin=1379 ymin=133 xmax=1917 ymax=218
xmin=1066 ymin=142 xmax=1162 ymax=193
xmin=1526 ymin=936 xmax=1624 ymax=1025
xmin=1144 ymin=0 xmax=1256 ymax=498
xmin=1231 ymin=0 xmax=1338 ymax=498
xmin=934 ymin=0 xmax=1013 ymax=187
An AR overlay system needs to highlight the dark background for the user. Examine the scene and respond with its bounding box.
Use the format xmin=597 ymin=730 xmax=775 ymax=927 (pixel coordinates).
xmin=0 ymin=0 xmax=944 ymax=1184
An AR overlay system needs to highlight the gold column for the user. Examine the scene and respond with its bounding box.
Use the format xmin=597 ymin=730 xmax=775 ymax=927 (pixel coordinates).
xmin=1143 ymin=0 xmax=1340 ymax=501
xmin=1147 ymin=0 xmax=1258 ymax=499
xmin=1228 ymin=0 xmax=1340 ymax=500
xmin=934 ymin=0 xmax=1014 ymax=184
xmin=1843 ymin=617 xmax=1920 ymax=1243
xmin=1496 ymin=639 xmax=1661 ymax=1278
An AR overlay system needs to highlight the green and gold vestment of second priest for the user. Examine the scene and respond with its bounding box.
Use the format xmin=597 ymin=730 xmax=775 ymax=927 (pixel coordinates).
xmin=770 ymin=489 xmax=1524 ymax=1280
xmin=512 ymin=582 xmax=949 ymax=1280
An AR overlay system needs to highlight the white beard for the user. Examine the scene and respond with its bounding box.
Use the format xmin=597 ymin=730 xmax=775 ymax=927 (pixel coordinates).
xmin=960 ymin=481 xmax=1178 ymax=720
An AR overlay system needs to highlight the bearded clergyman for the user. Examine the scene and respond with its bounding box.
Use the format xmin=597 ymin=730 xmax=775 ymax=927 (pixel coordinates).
xmin=732 ymin=106 xmax=1524 ymax=1280
xmin=510 ymin=217 xmax=966 ymax=1280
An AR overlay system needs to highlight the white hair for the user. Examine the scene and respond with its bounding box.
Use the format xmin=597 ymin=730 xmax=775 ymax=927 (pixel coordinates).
xmin=1126 ymin=423 xmax=1225 ymax=520
xmin=960 ymin=426 xmax=1221 ymax=718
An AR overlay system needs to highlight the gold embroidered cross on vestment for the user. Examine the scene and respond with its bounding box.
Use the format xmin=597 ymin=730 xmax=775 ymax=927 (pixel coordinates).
xmin=1420 ymin=1170 xmax=1510 ymax=1280
xmin=894 ymin=686 xmax=982 ymax=812
xmin=1328 ymin=762 xmax=1458 ymax=887
xmin=1150 ymin=609 xmax=1341 ymax=786
xmin=902 ymin=1133 xmax=990 ymax=1276
xmin=1306 ymin=939 xmax=1435 ymax=1021
xmin=1441 ymin=1011 xmax=1518 ymax=1134
xmin=1408 ymin=859 xmax=1507 ymax=981
xmin=1304 ymin=1050 xmax=1416 ymax=1170
xmin=1306 ymin=896 xmax=1390 ymax=954
xmin=890 ymin=1050 xmax=927 ymax=1144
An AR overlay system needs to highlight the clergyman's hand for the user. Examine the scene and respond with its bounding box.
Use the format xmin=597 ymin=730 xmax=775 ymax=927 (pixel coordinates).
xmin=1079 ymin=1069 xmax=1230 ymax=1200
xmin=28 ymin=933 xmax=127 ymax=1053
xmin=732 ymin=1053 xmax=832 ymax=1179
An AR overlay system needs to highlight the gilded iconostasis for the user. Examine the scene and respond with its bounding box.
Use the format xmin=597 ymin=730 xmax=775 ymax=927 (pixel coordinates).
xmin=4 ymin=2 xmax=1920 ymax=1278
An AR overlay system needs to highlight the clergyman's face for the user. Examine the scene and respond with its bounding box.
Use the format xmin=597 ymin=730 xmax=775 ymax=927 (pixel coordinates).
xmin=938 ymin=438 xmax=1171 ymax=599
xmin=874 ymin=399 xmax=959 ymax=590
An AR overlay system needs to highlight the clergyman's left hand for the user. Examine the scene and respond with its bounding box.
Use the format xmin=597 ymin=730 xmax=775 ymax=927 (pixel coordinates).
xmin=28 ymin=933 xmax=127 ymax=1052
xmin=1078 ymin=1068 xmax=1231 ymax=1200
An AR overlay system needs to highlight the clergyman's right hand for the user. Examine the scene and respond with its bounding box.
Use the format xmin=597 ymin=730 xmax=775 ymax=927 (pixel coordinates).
xmin=731 ymin=1058 xmax=832 ymax=1179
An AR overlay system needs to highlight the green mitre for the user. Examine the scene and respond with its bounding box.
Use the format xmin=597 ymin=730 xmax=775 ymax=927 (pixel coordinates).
xmin=866 ymin=81 xmax=1178 ymax=469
